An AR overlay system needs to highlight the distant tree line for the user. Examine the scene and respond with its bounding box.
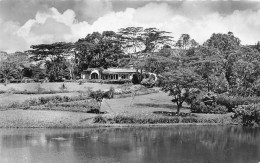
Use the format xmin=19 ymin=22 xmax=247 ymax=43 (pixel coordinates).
xmin=1 ymin=27 xmax=260 ymax=100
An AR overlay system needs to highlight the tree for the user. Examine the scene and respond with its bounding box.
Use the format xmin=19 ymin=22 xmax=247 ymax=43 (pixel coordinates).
xmin=161 ymin=67 xmax=204 ymax=113
xmin=0 ymin=52 xmax=27 ymax=84
xmin=175 ymin=34 xmax=199 ymax=49
xmin=75 ymin=31 xmax=124 ymax=72
xmin=142 ymin=28 xmax=173 ymax=53
xmin=28 ymin=42 xmax=74 ymax=81
xmin=204 ymin=32 xmax=241 ymax=86
xmin=118 ymin=27 xmax=144 ymax=56
xmin=118 ymin=27 xmax=174 ymax=57
xmin=227 ymin=46 xmax=260 ymax=96
xmin=204 ymin=32 xmax=240 ymax=55
xmin=188 ymin=46 xmax=223 ymax=92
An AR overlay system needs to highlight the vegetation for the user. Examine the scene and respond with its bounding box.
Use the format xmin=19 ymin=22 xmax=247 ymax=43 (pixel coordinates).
xmin=1 ymin=26 xmax=260 ymax=126
xmin=232 ymin=104 xmax=260 ymax=127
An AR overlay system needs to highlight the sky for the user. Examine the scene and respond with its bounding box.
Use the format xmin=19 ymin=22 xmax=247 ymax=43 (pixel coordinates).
xmin=1 ymin=0 xmax=260 ymax=53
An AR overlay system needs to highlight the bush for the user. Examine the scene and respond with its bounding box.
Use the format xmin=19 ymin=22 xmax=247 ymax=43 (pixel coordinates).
xmin=181 ymin=117 xmax=198 ymax=123
xmin=141 ymin=78 xmax=156 ymax=88
xmin=190 ymin=92 xmax=228 ymax=114
xmin=98 ymin=115 xmax=180 ymax=124
xmin=232 ymin=104 xmax=260 ymax=126
xmin=153 ymin=111 xmax=193 ymax=117
xmin=93 ymin=115 xmax=107 ymax=123
xmin=103 ymin=87 xmax=115 ymax=99
xmin=215 ymin=94 xmax=260 ymax=112
xmin=89 ymin=87 xmax=115 ymax=102
xmin=191 ymin=102 xmax=228 ymax=114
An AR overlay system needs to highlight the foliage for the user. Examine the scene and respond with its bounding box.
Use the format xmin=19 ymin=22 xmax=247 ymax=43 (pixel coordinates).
xmin=141 ymin=78 xmax=155 ymax=88
xmin=95 ymin=115 xmax=180 ymax=124
xmin=0 ymin=95 xmax=90 ymax=110
xmin=232 ymin=104 xmax=260 ymax=126
xmin=28 ymin=42 xmax=73 ymax=81
xmin=190 ymin=91 xmax=228 ymax=114
xmin=161 ymin=67 xmax=204 ymax=113
xmin=93 ymin=115 xmax=107 ymax=123
xmin=119 ymin=27 xmax=173 ymax=54
xmin=153 ymin=111 xmax=193 ymax=117
xmin=215 ymin=94 xmax=260 ymax=112
xmin=75 ymin=31 xmax=124 ymax=72
xmin=89 ymin=87 xmax=115 ymax=104
xmin=175 ymin=34 xmax=199 ymax=49
xmin=0 ymin=52 xmax=28 ymax=85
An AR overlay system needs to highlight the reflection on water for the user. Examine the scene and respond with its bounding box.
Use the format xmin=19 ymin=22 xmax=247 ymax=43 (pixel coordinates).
xmin=0 ymin=126 xmax=259 ymax=163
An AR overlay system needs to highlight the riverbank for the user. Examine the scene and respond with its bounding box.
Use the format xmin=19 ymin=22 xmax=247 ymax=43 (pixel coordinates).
xmin=0 ymin=109 xmax=234 ymax=128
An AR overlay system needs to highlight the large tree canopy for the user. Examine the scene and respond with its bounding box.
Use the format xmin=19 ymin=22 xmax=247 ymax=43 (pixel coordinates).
xmin=75 ymin=31 xmax=124 ymax=71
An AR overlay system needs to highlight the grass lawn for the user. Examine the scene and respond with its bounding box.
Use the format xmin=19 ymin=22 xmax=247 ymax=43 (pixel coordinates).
xmin=0 ymin=82 xmax=234 ymax=127
xmin=0 ymin=82 xmax=121 ymax=92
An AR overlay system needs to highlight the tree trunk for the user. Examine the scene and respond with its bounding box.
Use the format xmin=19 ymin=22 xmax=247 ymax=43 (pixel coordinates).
xmin=4 ymin=77 xmax=8 ymax=86
xmin=176 ymin=103 xmax=182 ymax=114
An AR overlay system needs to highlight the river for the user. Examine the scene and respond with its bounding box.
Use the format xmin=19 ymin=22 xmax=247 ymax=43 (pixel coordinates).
xmin=0 ymin=126 xmax=259 ymax=163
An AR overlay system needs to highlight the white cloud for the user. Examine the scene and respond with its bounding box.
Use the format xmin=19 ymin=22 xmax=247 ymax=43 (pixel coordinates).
xmin=1 ymin=2 xmax=260 ymax=52
xmin=0 ymin=19 xmax=27 ymax=53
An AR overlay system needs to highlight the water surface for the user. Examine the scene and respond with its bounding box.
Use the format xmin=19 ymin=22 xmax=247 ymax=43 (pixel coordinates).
xmin=0 ymin=126 xmax=259 ymax=163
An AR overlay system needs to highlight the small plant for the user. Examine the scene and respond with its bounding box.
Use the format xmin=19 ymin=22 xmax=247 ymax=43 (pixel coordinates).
xmin=59 ymin=83 xmax=67 ymax=91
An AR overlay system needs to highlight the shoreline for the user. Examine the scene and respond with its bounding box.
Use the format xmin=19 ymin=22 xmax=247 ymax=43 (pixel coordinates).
xmin=0 ymin=122 xmax=229 ymax=129
xmin=0 ymin=109 xmax=234 ymax=128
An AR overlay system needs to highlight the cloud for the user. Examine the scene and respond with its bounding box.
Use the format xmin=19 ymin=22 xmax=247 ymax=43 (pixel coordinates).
xmin=74 ymin=0 xmax=112 ymax=23
xmin=16 ymin=8 xmax=92 ymax=49
xmin=1 ymin=2 xmax=260 ymax=52
xmin=0 ymin=20 xmax=28 ymax=53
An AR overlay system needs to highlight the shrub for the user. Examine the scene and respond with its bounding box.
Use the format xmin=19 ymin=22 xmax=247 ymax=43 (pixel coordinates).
xmin=181 ymin=117 xmax=198 ymax=123
xmin=141 ymin=78 xmax=156 ymax=88
xmin=215 ymin=94 xmax=260 ymax=112
xmin=59 ymin=83 xmax=67 ymax=91
xmin=102 ymin=115 xmax=180 ymax=124
xmin=103 ymin=87 xmax=115 ymax=99
xmin=190 ymin=92 xmax=228 ymax=114
xmin=93 ymin=116 xmax=107 ymax=123
xmin=232 ymin=104 xmax=260 ymax=127
xmin=153 ymin=111 xmax=193 ymax=117
xmin=89 ymin=90 xmax=104 ymax=103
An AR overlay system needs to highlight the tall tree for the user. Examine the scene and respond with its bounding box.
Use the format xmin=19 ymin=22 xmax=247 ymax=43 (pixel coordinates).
xmin=188 ymin=46 xmax=223 ymax=92
xmin=118 ymin=27 xmax=144 ymax=56
xmin=204 ymin=32 xmax=241 ymax=86
xmin=28 ymin=42 xmax=73 ymax=81
xmin=75 ymin=31 xmax=124 ymax=72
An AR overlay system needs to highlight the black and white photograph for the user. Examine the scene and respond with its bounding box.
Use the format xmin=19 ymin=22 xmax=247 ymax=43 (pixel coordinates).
xmin=0 ymin=0 xmax=260 ymax=162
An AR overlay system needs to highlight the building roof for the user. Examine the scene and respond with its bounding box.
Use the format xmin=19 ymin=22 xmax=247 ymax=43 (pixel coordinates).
xmin=106 ymin=68 xmax=137 ymax=73
xmin=82 ymin=67 xmax=137 ymax=74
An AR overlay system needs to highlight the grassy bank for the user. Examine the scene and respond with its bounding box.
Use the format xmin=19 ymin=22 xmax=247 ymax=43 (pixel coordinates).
xmin=0 ymin=110 xmax=234 ymax=128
